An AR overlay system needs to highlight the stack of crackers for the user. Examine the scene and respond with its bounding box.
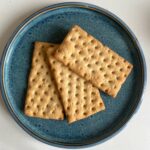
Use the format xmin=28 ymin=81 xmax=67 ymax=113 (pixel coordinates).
xmin=24 ymin=25 xmax=133 ymax=123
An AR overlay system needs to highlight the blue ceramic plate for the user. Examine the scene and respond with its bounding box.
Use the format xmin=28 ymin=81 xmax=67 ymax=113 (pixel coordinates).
xmin=0 ymin=2 xmax=146 ymax=148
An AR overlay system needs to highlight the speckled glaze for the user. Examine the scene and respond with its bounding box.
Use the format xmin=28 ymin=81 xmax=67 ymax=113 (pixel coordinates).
xmin=0 ymin=2 xmax=146 ymax=148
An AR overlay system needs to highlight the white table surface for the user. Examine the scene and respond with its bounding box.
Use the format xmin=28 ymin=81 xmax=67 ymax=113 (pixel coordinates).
xmin=0 ymin=0 xmax=150 ymax=149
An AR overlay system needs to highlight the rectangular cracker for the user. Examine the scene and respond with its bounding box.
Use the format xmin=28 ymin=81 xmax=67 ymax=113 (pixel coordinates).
xmin=54 ymin=25 xmax=133 ymax=97
xmin=24 ymin=42 xmax=64 ymax=120
xmin=46 ymin=44 xmax=105 ymax=123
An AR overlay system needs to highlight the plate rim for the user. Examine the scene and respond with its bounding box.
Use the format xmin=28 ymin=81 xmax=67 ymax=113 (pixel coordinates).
xmin=0 ymin=2 xmax=147 ymax=148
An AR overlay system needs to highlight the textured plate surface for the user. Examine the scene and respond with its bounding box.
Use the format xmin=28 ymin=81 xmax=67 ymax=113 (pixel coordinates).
xmin=0 ymin=2 xmax=146 ymax=148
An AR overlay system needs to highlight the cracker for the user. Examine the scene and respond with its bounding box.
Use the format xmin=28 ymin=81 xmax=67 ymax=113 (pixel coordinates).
xmin=54 ymin=25 xmax=133 ymax=97
xmin=24 ymin=42 xmax=64 ymax=120
xmin=46 ymin=44 xmax=105 ymax=123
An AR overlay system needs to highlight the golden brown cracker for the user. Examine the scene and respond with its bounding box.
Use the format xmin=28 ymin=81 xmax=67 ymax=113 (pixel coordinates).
xmin=24 ymin=42 xmax=64 ymax=120
xmin=46 ymin=44 xmax=105 ymax=123
xmin=54 ymin=25 xmax=133 ymax=97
